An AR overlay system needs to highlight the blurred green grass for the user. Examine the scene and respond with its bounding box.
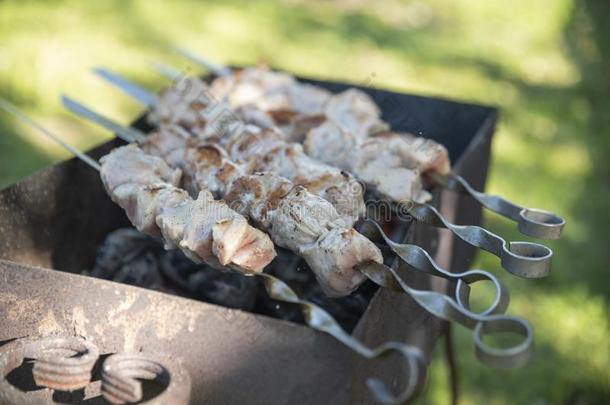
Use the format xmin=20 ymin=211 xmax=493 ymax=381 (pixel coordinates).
xmin=0 ymin=0 xmax=608 ymax=403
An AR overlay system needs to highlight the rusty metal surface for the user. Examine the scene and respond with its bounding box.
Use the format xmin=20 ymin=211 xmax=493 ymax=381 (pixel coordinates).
xmin=0 ymin=138 xmax=128 ymax=273
xmin=0 ymin=334 xmax=191 ymax=404
xmin=0 ymin=261 xmax=354 ymax=404
xmin=30 ymin=336 xmax=99 ymax=392
xmin=0 ymin=335 xmax=99 ymax=404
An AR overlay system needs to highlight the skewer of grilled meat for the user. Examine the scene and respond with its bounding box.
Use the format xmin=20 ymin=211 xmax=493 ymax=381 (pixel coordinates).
xmin=147 ymin=77 xmax=365 ymax=225
xmin=100 ymin=144 xmax=276 ymax=273
xmin=62 ymin=97 xmax=382 ymax=296
xmin=208 ymin=68 xmax=451 ymax=200
xmin=149 ymin=70 xmax=448 ymax=204
xmin=124 ymin=124 xmax=382 ymax=297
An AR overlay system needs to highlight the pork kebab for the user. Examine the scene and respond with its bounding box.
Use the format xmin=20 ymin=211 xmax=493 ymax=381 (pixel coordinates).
xmin=94 ymin=67 xmax=559 ymax=279
xmin=63 ymin=97 xmax=383 ymax=297
xmin=101 ymin=144 xmax=278 ymax=273
xmin=147 ymin=69 xmax=448 ymax=205
xmin=164 ymin=57 xmax=564 ymax=241
xmin=144 ymin=73 xmax=366 ymax=226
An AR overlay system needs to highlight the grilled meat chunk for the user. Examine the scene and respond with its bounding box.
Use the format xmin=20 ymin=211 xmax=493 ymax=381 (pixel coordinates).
xmin=304 ymin=121 xmax=442 ymax=203
xmin=100 ymin=144 xmax=276 ymax=273
xmin=225 ymin=172 xmax=380 ymax=296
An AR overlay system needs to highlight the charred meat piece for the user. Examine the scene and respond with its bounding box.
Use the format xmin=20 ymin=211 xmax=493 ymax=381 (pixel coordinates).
xmin=222 ymin=126 xmax=365 ymax=225
xmin=100 ymin=144 xmax=276 ymax=273
xmin=100 ymin=143 xmax=182 ymax=192
xmin=323 ymin=88 xmax=386 ymax=138
xmin=225 ymin=172 xmax=381 ymax=297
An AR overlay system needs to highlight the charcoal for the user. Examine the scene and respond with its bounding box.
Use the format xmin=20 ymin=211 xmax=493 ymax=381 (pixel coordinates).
xmin=189 ymin=270 xmax=258 ymax=310
xmin=91 ymin=227 xmax=378 ymax=332
xmin=113 ymin=250 xmax=163 ymax=288
xmin=158 ymin=249 xmax=202 ymax=290
xmin=265 ymin=248 xmax=313 ymax=295
xmin=92 ymin=228 xmax=160 ymax=280
xmin=256 ymin=247 xmax=377 ymax=331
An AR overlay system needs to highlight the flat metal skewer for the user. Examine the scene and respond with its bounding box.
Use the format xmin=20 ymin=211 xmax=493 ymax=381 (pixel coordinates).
xmin=151 ymin=62 xmax=184 ymax=81
xmin=93 ymin=69 xmax=554 ymax=280
xmin=9 ymin=97 xmax=428 ymax=403
xmin=174 ymin=47 xmax=232 ymax=77
xmin=62 ymin=96 xmax=535 ymax=369
xmin=177 ymin=49 xmax=566 ymax=241
xmin=0 ymin=99 xmax=101 ymax=171
xmin=61 ymin=96 xmax=145 ymax=144
xmin=93 ymin=68 xmax=158 ymax=107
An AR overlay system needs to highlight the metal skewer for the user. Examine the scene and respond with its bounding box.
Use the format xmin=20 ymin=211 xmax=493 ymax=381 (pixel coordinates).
xmin=61 ymin=96 xmax=533 ymax=369
xmin=92 ymin=68 xmax=554 ymax=280
xmin=0 ymin=98 xmax=426 ymax=404
xmin=151 ymin=62 xmax=184 ymax=81
xmin=93 ymin=68 xmax=157 ymax=107
xmin=0 ymin=99 xmax=100 ymax=171
xmin=177 ymin=49 xmax=566 ymax=241
xmin=174 ymin=47 xmax=232 ymax=77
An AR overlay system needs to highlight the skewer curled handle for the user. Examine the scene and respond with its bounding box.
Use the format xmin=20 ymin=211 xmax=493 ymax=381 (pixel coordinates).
xmin=363 ymin=220 xmax=509 ymax=316
xmin=0 ymin=336 xmax=100 ymax=404
xmin=255 ymin=272 xmax=426 ymax=404
xmin=102 ymin=352 xmax=191 ymax=405
xmin=441 ymin=174 xmax=565 ymax=240
xmin=359 ymin=262 xmax=533 ymax=369
xmin=408 ymin=203 xmax=553 ymax=278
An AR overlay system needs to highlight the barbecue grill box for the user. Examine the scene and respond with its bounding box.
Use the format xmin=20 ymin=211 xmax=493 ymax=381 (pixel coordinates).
xmin=0 ymin=76 xmax=497 ymax=404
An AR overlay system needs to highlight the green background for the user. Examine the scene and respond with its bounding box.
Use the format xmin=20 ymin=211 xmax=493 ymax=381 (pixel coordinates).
xmin=1 ymin=1 xmax=608 ymax=403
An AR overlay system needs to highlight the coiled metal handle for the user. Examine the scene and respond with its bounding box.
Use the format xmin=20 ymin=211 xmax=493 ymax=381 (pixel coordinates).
xmin=363 ymin=219 xmax=509 ymax=316
xmin=440 ymin=174 xmax=565 ymax=240
xmin=408 ymin=203 xmax=553 ymax=278
xmin=359 ymin=262 xmax=533 ymax=369
xmin=102 ymin=352 xmax=191 ymax=405
xmin=255 ymin=272 xmax=427 ymax=404
xmin=0 ymin=335 xmax=100 ymax=404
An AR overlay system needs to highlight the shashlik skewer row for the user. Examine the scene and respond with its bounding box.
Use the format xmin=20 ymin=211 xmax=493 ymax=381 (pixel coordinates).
xmin=96 ymin=68 xmax=365 ymax=227
xmin=0 ymin=100 xmax=431 ymax=405
xmin=173 ymin=53 xmax=566 ymax=241
xmin=63 ymin=96 xmax=511 ymax=317
xmin=148 ymin=70 xmax=434 ymax=205
xmin=151 ymin=63 xmax=448 ymax=204
xmin=148 ymin=63 xmax=446 ymax=206
xmin=95 ymin=68 xmax=555 ymax=280
xmin=2 ymin=99 xmax=536 ymax=373
xmin=63 ymin=96 xmax=381 ymax=297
